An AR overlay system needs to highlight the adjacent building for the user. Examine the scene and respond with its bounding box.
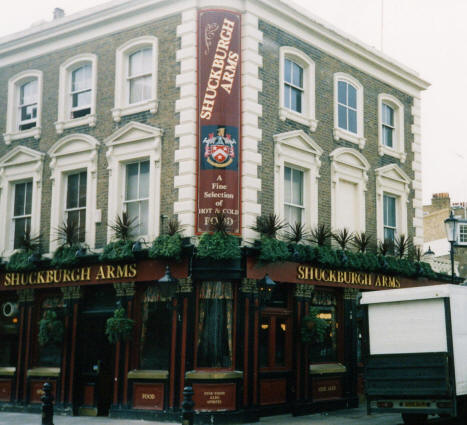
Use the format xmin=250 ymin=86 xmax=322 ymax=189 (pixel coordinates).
xmin=0 ymin=0 xmax=437 ymax=421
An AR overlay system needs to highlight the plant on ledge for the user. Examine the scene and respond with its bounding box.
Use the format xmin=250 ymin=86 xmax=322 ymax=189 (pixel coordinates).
xmin=51 ymin=220 xmax=83 ymax=268
xmin=105 ymin=306 xmax=135 ymax=344
xmin=251 ymin=214 xmax=289 ymax=263
xmin=100 ymin=213 xmax=137 ymax=262
xmin=38 ymin=310 xmax=64 ymax=346
xmin=301 ymin=306 xmax=328 ymax=345
xmin=196 ymin=212 xmax=241 ymax=261
xmin=149 ymin=217 xmax=184 ymax=261
xmin=6 ymin=229 xmax=42 ymax=272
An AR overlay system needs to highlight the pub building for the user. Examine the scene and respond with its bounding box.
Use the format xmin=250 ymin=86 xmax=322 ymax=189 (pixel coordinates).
xmin=0 ymin=0 xmax=433 ymax=422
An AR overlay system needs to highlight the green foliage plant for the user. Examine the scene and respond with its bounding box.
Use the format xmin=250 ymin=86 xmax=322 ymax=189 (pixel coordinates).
xmin=196 ymin=232 xmax=241 ymax=261
xmin=51 ymin=245 xmax=80 ymax=268
xmin=394 ymin=234 xmax=411 ymax=259
xmin=332 ymin=228 xmax=354 ymax=250
xmin=251 ymin=214 xmax=286 ymax=239
xmin=352 ymin=232 xmax=372 ymax=253
xmin=38 ymin=310 xmax=64 ymax=346
xmin=258 ymin=236 xmax=290 ymax=263
xmin=301 ymin=307 xmax=328 ymax=345
xmin=308 ymin=224 xmax=332 ymax=246
xmin=100 ymin=240 xmax=135 ymax=262
xmin=7 ymin=229 xmax=42 ymax=272
xmin=149 ymin=233 xmax=183 ymax=261
xmin=105 ymin=307 xmax=135 ymax=344
xmin=285 ymin=222 xmax=309 ymax=244
xmin=109 ymin=212 xmax=137 ymax=242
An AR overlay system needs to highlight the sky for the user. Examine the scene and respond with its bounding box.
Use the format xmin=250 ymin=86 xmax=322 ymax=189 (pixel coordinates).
xmin=0 ymin=0 xmax=465 ymax=205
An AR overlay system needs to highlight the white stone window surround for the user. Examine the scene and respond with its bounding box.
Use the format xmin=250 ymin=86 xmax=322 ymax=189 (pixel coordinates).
xmin=375 ymin=164 xmax=411 ymax=242
xmin=330 ymin=147 xmax=369 ymax=233
xmin=279 ymin=46 xmax=318 ymax=131
xmin=333 ymin=72 xmax=366 ymax=149
xmin=48 ymin=134 xmax=100 ymax=253
xmin=458 ymin=222 xmax=467 ymax=245
xmin=273 ymin=130 xmax=323 ymax=229
xmin=4 ymin=70 xmax=43 ymax=144
xmin=112 ymin=36 xmax=158 ymax=122
xmin=55 ymin=54 xmax=98 ymax=134
xmin=0 ymin=146 xmax=44 ymax=257
xmin=378 ymin=93 xmax=406 ymax=163
xmin=105 ymin=121 xmax=163 ymax=243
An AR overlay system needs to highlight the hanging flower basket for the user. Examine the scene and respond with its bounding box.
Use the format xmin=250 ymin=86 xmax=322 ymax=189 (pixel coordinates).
xmin=38 ymin=310 xmax=64 ymax=346
xmin=105 ymin=307 xmax=135 ymax=344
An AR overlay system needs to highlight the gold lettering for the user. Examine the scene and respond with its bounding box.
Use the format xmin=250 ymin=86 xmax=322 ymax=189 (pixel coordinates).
xmin=53 ymin=270 xmax=62 ymax=283
xmin=297 ymin=265 xmax=305 ymax=280
xmin=81 ymin=267 xmax=91 ymax=281
xmin=374 ymin=275 xmax=381 ymax=287
xmin=344 ymin=271 xmax=351 ymax=284
xmin=128 ymin=264 xmax=137 ymax=278
xmin=62 ymin=269 xmax=71 ymax=282
xmin=337 ymin=271 xmax=344 ymax=283
xmin=395 ymin=277 xmax=401 ymax=288
xmin=95 ymin=266 xmax=105 ymax=280
xmin=106 ymin=265 xmax=116 ymax=279
xmin=4 ymin=273 xmax=11 ymax=286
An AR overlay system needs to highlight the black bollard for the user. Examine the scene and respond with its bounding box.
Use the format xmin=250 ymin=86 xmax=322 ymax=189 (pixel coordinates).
xmin=41 ymin=382 xmax=54 ymax=425
xmin=181 ymin=385 xmax=195 ymax=425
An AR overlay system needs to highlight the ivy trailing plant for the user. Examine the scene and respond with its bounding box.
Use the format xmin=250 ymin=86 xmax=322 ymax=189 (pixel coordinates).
xmin=258 ymin=236 xmax=290 ymax=263
xmin=6 ymin=229 xmax=42 ymax=272
xmin=38 ymin=310 xmax=64 ymax=346
xmin=250 ymin=214 xmax=289 ymax=263
xmin=51 ymin=220 xmax=82 ymax=268
xmin=100 ymin=213 xmax=137 ymax=262
xmin=105 ymin=307 xmax=135 ymax=344
xmin=301 ymin=306 xmax=328 ymax=345
xmin=196 ymin=212 xmax=241 ymax=261
xmin=149 ymin=218 xmax=184 ymax=261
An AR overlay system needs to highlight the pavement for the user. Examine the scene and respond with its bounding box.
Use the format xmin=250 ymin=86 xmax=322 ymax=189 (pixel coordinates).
xmin=0 ymin=406 xmax=404 ymax=425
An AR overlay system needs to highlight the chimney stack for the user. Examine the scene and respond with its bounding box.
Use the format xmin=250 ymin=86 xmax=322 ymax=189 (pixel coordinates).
xmin=53 ymin=8 xmax=65 ymax=20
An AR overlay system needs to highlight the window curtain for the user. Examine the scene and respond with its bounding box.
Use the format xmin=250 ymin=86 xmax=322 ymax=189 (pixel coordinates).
xmin=197 ymin=281 xmax=233 ymax=368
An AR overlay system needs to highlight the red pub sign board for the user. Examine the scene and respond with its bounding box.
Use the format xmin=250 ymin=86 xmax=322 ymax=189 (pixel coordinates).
xmin=197 ymin=10 xmax=241 ymax=234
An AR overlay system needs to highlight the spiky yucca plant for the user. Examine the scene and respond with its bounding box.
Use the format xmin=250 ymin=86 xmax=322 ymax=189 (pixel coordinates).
xmin=251 ymin=214 xmax=286 ymax=239
xmin=285 ymin=222 xmax=309 ymax=244
xmin=55 ymin=219 xmax=80 ymax=247
xmin=209 ymin=211 xmax=230 ymax=234
xmin=394 ymin=234 xmax=411 ymax=259
xmin=109 ymin=212 xmax=137 ymax=241
xmin=378 ymin=239 xmax=395 ymax=256
xmin=352 ymin=232 xmax=372 ymax=253
xmin=332 ymin=228 xmax=354 ymax=250
xmin=166 ymin=217 xmax=185 ymax=236
xmin=308 ymin=224 xmax=332 ymax=246
xmin=17 ymin=228 xmax=41 ymax=252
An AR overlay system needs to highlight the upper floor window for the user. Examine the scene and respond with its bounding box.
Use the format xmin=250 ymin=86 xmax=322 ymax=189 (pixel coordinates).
xmin=48 ymin=134 xmax=99 ymax=254
xmin=0 ymin=146 xmax=44 ymax=256
xmin=56 ymin=54 xmax=97 ymax=134
xmin=128 ymin=48 xmax=153 ymax=104
xmin=375 ymin=164 xmax=410 ymax=244
xmin=124 ymin=160 xmax=149 ymax=237
xmin=18 ymin=80 xmax=38 ymax=131
xmin=284 ymin=166 xmax=304 ymax=225
xmin=105 ymin=121 xmax=163 ymax=243
xmin=4 ymin=70 xmax=43 ymax=144
xmin=381 ymin=104 xmax=394 ymax=148
xmin=71 ymin=65 xmax=92 ymax=118
xmin=113 ymin=36 xmax=158 ymax=122
xmin=65 ymin=171 xmax=87 ymax=243
xmin=337 ymin=80 xmax=357 ymax=134
xmin=13 ymin=181 xmax=33 ymax=249
xmin=279 ymin=47 xmax=317 ymax=131
xmin=378 ymin=94 xmax=406 ymax=162
xmin=284 ymin=59 xmax=303 ymax=113
xmin=333 ymin=73 xmax=365 ymax=148
xmin=383 ymin=193 xmax=397 ymax=242
xmin=459 ymin=224 xmax=467 ymax=244
xmin=273 ymin=130 xmax=322 ymax=230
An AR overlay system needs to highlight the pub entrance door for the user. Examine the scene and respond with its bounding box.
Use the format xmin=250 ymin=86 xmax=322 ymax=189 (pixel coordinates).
xmin=76 ymin=286 xmax=116 ymax=416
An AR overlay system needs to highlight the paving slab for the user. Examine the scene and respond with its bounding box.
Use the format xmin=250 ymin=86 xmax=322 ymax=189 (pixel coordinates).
xmin=0 ymin=407 xmax=403 ymax=425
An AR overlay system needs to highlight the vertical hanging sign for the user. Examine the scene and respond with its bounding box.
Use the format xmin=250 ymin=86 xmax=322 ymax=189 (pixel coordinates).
xmin=197 ymin=9 xmax=241 ymax=234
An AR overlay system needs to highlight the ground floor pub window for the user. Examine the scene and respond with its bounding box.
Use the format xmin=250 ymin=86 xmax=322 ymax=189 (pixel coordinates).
xmin=196 ymin=281 xmax=233 ymax=368
xmin=140 ymin=286 xmax=171 ymax=370
xmin=310 ymin=290 xmax=338 ymax=363
xmin=37 ymin=296 xmax=65 ymax=367
xmin=0 ymin=300 xmax=19 ymax=367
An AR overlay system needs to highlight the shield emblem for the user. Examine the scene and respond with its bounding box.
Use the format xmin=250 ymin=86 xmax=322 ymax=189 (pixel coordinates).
xmin=211 ymin=145 xmax=229 ymax=164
